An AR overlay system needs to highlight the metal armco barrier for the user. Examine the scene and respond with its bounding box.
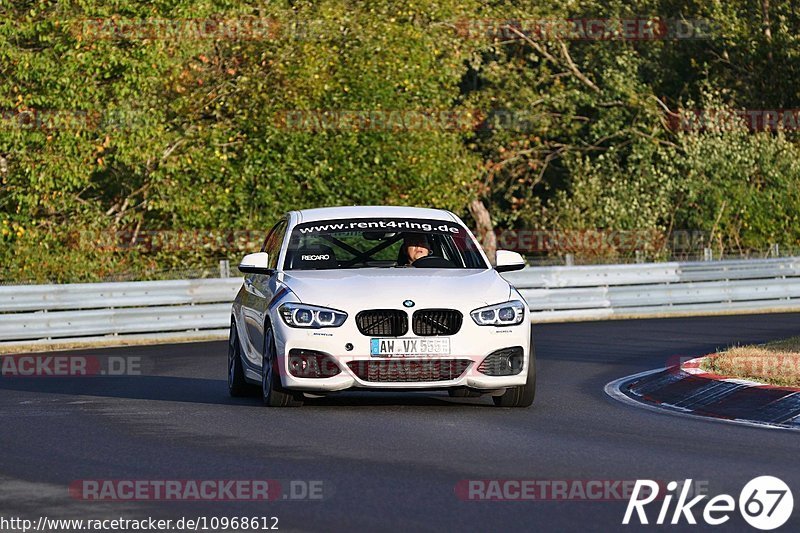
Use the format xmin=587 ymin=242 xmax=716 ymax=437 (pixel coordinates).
xmin=0 ymin=278 xmax=242 ymax=342
xmin=502 ymin=256 xmax=800 ymax=322
xmin=1 ymin=257 xmax=799 ymax=343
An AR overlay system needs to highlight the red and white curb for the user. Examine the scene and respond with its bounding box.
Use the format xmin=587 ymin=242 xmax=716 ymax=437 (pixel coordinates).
xmin=604 ymin=357 xmax=800 ymax=431
xmin=681 ymin=355 xmax=794 ymax=388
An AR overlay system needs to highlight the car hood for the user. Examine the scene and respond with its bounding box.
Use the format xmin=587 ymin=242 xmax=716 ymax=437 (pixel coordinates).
xmin=281 ymin=268 xmax=512 ymax=311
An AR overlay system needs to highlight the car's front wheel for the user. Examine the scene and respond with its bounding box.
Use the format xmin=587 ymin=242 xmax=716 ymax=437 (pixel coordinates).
xmin=228 ymin=321 xmax=249 ymax=397
xmin=262 ymin=326 xmax=303 ymax=407
xmin=492 ymin=342 xmax=536 ymax=408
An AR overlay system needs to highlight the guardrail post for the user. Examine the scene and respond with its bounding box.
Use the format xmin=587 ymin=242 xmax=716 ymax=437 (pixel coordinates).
xmin=771 ymin=243 xmax=780 ymax=257
xmin=219 ymin=259 xmax=231 ymax=278
xmin=564 ymin=253 xmax=574 ymax=266
xmin=703 ymin=248 xmax=713 ymax=261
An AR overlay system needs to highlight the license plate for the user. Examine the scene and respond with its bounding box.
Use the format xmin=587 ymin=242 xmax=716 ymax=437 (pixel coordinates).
xmin=370 ymin=337 xmax=451 ymax=357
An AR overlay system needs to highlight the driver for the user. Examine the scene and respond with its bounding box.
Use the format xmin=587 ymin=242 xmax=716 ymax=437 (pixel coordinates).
xmin=402 ymin=233 xmax=432 ymax=265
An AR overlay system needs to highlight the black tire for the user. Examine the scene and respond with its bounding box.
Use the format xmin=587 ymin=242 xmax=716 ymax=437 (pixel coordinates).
xmin=492 ymin=342 xmax=536 ymax=408
xmin=262 ymin=326 xmax=303 ymax=407
xmin=228 ymin=321 xmax=249 ymax=397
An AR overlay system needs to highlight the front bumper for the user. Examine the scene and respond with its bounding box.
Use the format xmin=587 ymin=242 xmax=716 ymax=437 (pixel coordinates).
xmin=271 ymin=315 xmax=531 ymax=392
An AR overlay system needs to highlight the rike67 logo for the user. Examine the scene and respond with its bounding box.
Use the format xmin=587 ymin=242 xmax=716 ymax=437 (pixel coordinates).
xmin=623 ymin=476 xmax=793 ymax=530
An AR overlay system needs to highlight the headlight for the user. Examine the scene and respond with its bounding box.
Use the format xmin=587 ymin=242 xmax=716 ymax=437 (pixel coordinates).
xmin=470 ymin=301 xmax=525 ymax=326
xmin=279 ymin=303 xmax=347 ymax=328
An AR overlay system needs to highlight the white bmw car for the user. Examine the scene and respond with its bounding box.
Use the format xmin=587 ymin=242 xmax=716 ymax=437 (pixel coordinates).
xmin=228 ymin=206 xmax=535 ymax=407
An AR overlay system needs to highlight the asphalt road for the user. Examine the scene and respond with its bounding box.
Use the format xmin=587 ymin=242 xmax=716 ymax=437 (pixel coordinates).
xmin=1 ymin=314 xmax=799 ymax=532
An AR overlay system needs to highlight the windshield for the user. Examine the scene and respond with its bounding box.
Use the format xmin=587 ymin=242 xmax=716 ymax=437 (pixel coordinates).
xmin=284 ymin=218 xmax=487 ymax=270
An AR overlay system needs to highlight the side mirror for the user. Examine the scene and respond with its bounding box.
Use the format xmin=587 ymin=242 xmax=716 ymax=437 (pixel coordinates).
xmin=238 ymin=252 xmax=274 ymax=275
xmin=495 ymin=250 xmax=526 ymax=273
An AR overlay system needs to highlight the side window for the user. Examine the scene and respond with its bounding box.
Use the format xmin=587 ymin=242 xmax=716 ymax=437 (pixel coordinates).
xmin=261 ymin=220 xmax=287 ymax=269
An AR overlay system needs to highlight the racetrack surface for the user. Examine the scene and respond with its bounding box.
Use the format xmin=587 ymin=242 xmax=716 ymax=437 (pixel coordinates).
xmin=1 ymin=314 xmax=799 ymax=532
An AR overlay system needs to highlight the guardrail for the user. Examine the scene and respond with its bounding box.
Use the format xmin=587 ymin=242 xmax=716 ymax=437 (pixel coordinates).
xmin=1 ymin=257 xmax=799 ymax=344
xmin=0 ymin=278 xmax=241 ymax=343
xmin=502 ymin=256 xmax=800 ymax=322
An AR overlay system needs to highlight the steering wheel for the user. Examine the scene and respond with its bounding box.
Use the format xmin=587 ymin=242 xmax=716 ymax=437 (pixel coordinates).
xmin=411 ymin=255 xmax=455 ymax=268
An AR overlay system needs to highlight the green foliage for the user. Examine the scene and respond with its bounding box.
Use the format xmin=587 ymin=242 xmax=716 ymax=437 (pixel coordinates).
xmin=1 ymin=0 xmax=799 ymax=281
xmin=462 ymin=0 xmax=800 ymax=258
xmin=675 ymin=125 xmax=800 ymax=253
xmin=0 ymin=0 xmax=482 ymax=281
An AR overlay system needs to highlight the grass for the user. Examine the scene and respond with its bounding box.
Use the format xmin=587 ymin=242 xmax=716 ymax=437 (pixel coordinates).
xmin=700 ymin=336 xmax=800 ymax=388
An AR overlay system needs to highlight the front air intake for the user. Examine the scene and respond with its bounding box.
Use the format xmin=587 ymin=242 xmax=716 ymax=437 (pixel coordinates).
xmin=355 ymin=310 xmax=408 ymax=337
xmin=347 ymin=359 xmax=471 ymax=382
xmin=287 ymin=349 xmax=341 ymax=378
xmin=477 ymin=347 xmax=525 ymax=376
xmin=412 ymin=309 xmax=463 ymax=336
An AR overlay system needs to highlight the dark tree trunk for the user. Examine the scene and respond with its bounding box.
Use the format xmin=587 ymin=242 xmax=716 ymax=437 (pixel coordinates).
xmin=468 ymin=199 xmax=497 ymax=264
